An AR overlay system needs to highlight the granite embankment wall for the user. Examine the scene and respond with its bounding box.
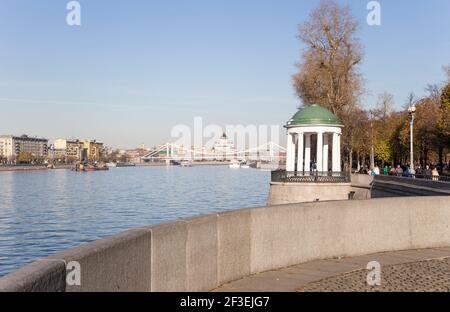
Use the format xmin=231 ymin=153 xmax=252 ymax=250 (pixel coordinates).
xmin=350 ymin=174 xmax=373 ymax=199
xmin=2 ymin=196 xmax=450 ymax=292
xmin=267 ymin=174 xmax=373 ymax=205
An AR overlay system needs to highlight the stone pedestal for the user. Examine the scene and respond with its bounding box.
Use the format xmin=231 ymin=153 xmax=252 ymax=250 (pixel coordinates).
xmin=267 ymin=182 xmax=353 ymax=206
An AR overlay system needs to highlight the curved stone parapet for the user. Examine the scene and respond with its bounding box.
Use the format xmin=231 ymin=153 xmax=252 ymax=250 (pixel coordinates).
xmin=1 ymin=196 xmax=450 ymax=292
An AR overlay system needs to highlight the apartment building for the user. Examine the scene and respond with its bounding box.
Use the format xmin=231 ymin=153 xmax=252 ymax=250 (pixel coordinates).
xmin=0 ymin=135 xmax=48 ymax=161
xmin=82 ymin=140 xmax=104 ymax=161
xmin=54 ymin=139 xmax=84 ymax=161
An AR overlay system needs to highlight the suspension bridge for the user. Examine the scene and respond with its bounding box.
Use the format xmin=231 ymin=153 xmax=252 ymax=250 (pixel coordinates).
xmin=141 ymin=142 xmax=286 ymax=162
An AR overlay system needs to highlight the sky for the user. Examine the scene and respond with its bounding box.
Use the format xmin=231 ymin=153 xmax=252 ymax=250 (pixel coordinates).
xmin=1 ymin=0 xmax=449 ymax=148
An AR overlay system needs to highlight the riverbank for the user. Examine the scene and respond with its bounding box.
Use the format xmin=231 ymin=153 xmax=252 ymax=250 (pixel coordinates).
xmin=0 ymin=165 xmax=48 ymax=172
xmin=0 ymin=162 xmax=232 ymax=172
xmin=137 ymin=161 xmax=231 ymax=167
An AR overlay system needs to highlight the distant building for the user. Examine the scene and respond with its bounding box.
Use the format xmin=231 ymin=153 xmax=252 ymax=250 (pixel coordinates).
xmin=54 ymin=139 xmax=84 ymax=161
xmin=0 ymin=135 xmax=48 ymax=162
xmin=82 ymin=140 xmax=104 ymax=161
xmin=47 ymin=145 xmax=67 ymax=162
xmin=212 ymin=133 xmax=235 ymax=160
xmin=52 ymin=139 xmax=104 ymax=162
xmin=124 ymin=147 xmax=149 ymax=163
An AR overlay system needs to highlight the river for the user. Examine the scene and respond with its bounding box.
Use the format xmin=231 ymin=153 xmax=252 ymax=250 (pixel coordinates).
xmin=0 ymin=166 xmax=270 ymax=277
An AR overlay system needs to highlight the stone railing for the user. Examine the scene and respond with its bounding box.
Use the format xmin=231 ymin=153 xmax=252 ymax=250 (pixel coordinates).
xmin=1 ymin=196 xmax=450 ymax=292
xmin=271 ymin=170 xmax=350 ymax=183
xmin=410 ymin=174 xmax=450 ymax=183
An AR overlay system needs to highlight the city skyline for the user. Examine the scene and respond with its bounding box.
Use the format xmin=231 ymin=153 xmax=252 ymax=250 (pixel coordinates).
xmin=1 ymin=0 xmax=450 ymax=148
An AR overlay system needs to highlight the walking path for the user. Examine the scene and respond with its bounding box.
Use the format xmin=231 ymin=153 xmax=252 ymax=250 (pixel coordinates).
xmin=214 ymin=247 xmax=450 ymax=292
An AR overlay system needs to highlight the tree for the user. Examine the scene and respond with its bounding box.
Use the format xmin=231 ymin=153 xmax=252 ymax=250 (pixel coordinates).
xmin=375 ymin=139 xmax=391 ymax=166
xmin=444 ymin=65 xmax=450 ymax=81
xmin=438 ymin=81 xmax=450 ymax=161
xmin=387 ymin=85 xmax=448 ymax=167
xmin=292 ymin=0 xmax=365 ymax=172
xmin=119 ymin=154 xmax=129 ymax=163
xmin=340 ymin=106 xmax=370 ymax=172
xmin=389 ymin=112 xmax=409 ymax=166
xmin=293 ymin=0 xmax=364 ymax=116
xmin=373 ymin=92 xmax=394 ymax=120
xmin=106 ymin=149 xmax=120 ymax=163
xmin=414 ymin=96 xmax=440 ymax=165
xmin=441 ymin=82 xmax=450 ymax=109
xmin=18 ymin=152 xmax=33 ymax=164
xmin=370 ymin=92 xmax=395 ymax=166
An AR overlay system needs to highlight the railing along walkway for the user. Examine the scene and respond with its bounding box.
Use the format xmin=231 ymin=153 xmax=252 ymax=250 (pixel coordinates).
xmin=271 ymin=170 xmax=350 ymax=183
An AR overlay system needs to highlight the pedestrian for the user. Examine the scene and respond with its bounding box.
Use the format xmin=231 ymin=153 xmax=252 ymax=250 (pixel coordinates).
xmin=415 ymin=165 xmax=423 ymax=175
xmin=424 ymin=165 xmax=432 ymax=176
xmin=373 ymin=165 xmax=380 ymax=176
xmin=395 ymin=165 xmax=403 ymax=177
xmin=405 ymin=167 xmax=414 ymax=178
xmin=389 ymin=166 xmax=396 ymax=175
xmin=432 ymin=166 xmax=440 ymax=181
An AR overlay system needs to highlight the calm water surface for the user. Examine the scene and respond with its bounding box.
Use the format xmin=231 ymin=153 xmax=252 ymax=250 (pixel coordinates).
xmin=0 ymin=166 xmax=270 ymax=277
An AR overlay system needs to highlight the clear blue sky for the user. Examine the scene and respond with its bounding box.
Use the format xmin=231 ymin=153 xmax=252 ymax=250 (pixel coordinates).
xmin=1 ymin=0 xmax=449 ymax=148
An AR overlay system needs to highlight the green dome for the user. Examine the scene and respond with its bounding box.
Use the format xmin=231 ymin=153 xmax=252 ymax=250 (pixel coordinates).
xmin=286 ymin=104 xmax=343 ymax=127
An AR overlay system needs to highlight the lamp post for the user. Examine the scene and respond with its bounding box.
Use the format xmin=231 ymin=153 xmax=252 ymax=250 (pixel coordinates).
xmin=369 ymin=110 xmax=375 ymax=171
xmin=408 ymin=104 xmax=416 ymax=173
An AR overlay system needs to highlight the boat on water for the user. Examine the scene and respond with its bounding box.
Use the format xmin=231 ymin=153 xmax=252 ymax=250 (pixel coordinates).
xmin=180 ymin=160 xmax=192 ymax=167
xmin=229 ymin=160 xmax=240 ymax=169
xmin=116 ymin=162 xmax=136 ymax=167
xmin=73 ymin=163 xmax=109 ymax=172
xmin=83 ymin=166 xmax=109 ymax=172
xmin=229 ymin=160 xmax=253 ymax=169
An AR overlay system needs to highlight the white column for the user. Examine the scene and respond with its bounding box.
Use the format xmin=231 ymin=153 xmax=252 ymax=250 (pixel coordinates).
xmin=332 ymin=132 xmax=340 ymax=172
xmin=296 ymin=133 xmax=304 ymax=173
xmin=337 ymin=134 xmax=341 ymax=172
xmin=304 ymin=134 xmax=311 ymax=174
xmin=323 ymin=134 xmax=329 ymax=172
xmin=286 ymin=133 xmax=295 ymax=172
xmin=332 ymin=133 xmax=337 ymax=172
xmin=316 ymin=132 xmax=323 ymax=172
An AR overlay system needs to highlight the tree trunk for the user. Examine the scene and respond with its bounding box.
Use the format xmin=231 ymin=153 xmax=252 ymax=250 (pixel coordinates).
xmin=348 ymin=149 xmax=353 ymax=174
xmin=439 ymin=146 xmax=444 ymax=164
xmin=356 ymin=150 xmax=360 ymax=171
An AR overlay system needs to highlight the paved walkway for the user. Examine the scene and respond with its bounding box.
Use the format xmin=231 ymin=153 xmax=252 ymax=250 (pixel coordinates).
xmin=214 ymin=247 xmax=450 ymax=292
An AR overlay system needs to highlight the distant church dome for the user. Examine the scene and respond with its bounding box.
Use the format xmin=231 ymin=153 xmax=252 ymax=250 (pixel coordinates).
xmin=286 ymin=104 xmax=343 ymax=127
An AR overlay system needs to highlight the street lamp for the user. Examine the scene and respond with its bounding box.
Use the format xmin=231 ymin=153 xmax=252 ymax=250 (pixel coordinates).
xmin=369 ymin=110 xmax=375 ymax=171
xmin=408 ymin=103 xmax=416 ymax=173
